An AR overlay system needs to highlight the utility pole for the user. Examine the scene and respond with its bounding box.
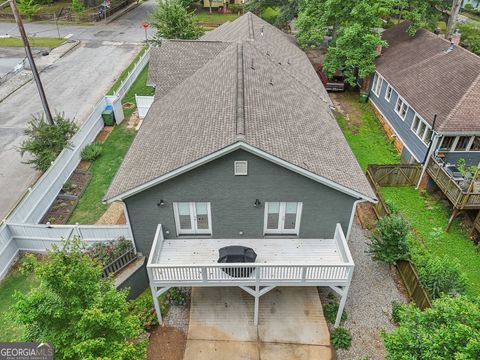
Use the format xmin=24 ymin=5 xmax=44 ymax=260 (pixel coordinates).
xmin=446 ymin=0 xmax=462 ymax=38
xmin=9 ymin=0 xmax=54 ymax=125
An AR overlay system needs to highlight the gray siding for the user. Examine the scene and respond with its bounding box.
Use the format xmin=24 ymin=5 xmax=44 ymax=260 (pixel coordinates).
xmin=369 ymin=76 xmax=429 ymax=162
xmin=125 ymin=150 xmax=357 ymax=257
xmin=444 ymin=152 xmax=480 ymax=167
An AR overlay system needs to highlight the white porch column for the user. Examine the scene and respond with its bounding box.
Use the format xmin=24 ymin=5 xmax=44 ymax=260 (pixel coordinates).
xmin=334 ymin=283 xmax=350 ymax=327
xmin=150 ymin=285 xmax=163 ymax=325
xmin=254 ymin=285 xmax=260 ymax=326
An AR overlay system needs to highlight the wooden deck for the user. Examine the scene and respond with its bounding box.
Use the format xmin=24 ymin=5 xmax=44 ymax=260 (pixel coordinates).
xmin=426 ymin=157 xmax=480 ymax=210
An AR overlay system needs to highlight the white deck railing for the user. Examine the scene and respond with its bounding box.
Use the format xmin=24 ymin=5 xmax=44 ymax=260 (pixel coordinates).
xmin=147 ymin=224 xmax=354 ymax=287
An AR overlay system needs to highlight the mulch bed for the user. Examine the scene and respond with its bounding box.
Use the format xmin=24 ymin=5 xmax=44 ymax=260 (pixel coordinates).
xmin=147 ymin=326 xmax=187 ymax=360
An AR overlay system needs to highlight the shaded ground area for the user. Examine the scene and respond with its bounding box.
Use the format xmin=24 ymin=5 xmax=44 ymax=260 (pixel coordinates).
xmin=330 ymin=223 xmax=406 ymax=360
xmin=148 ymin=326 xmax=187 ymax=360
xmin=184 ymin=287 xmax=333 ymax=360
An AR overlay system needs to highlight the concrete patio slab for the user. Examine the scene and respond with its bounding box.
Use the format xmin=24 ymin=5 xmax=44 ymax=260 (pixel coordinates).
xmin=184 ymin=286 xmax=332 ymax=360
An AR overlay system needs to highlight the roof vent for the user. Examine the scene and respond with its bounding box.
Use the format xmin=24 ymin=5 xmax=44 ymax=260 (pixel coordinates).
xmin=266 ymin=51 xmax=270 ymax=56
xmin=446 ymin=41 xmax=454 ymax=53
xmin=260 ymin=25 xmax=264 ymax=37
xmin=269 ymin=78 xmax=274 ymax=86
xmin=250 ymin=59 xmax=255 ymax=70
xmin=234 ymin=161 xmax=248 ymax=176
xmin=287 ymin=59 xmax=291 ymax=65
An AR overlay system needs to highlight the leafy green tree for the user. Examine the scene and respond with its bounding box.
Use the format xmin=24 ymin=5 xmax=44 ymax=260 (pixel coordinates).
xmin=17 ymin=0 xmax=40 ymax=20
xmin=12 ymin=239 xmax=146 ymax=360
xmin=70 ymin=0 xmax=86 ymax=17
xmin=368 ymin=214 xmax=410 ymax=265
xmin=458 ymin=21 xmax=480 ymax=55
xmin=383 ymin=296 xmax=480 ymax=359
xmin=151 ymin=0 xmax=204 ymax=40
xmin=245 ymin=0 xmax=299 ymax=27
xmin=18 ymin=113 xmax=78 ymax=172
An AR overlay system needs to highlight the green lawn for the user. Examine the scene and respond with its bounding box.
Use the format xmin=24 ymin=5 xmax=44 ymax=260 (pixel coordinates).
xmin=108 ymin=46 xmax=148 ymax=95
xmin=381 ymin=187 xmax=480 ymax=296
xmin=121 ymin=65 xmax=155 ymax=118
xmin=335 ymin=95 xmax=400 ymax=170
xmin=194 ymin=11 xmax=240 ymax=26
xmin=0 ymin=264 xmax=39 ymax=341
xmin=0 ymin=37 xmax=65 ymax=47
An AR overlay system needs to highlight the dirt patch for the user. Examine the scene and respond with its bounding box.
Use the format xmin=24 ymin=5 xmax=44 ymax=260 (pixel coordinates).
xmin=95 ymin=126 xmax=114 ymax=143
xmin=330 ymin=92 xmax=363 ymax=132
xmin=304 ymin=48 xmax=326 ymax=66
xmin=96 ymin=202 xmax=126 ymax=225
xmin=127 ymin=111 xmax=141 ymax=130
xmin=147 ymin=326 xmax=187 ymax=360
xmin=77 ymin=160 xmax=92 ymax=171
xmin=356 ymin=203 xmax=378 ymax=230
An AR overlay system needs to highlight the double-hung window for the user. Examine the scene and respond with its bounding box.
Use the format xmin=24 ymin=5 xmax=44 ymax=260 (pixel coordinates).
xmin=411 ymin=114 xmax=433 ymax=145
xmin=264 ymin=202 xmax=302 ymax=235
xmin=385 ymin=85 xmax=393 ymax=102
xmin=173 ymin=202 xmax=211 ymax=235
xmin=372 ymin=73 xmax=382 ymax=97
xmin=395 ymin=98 xmax=408 ymax=120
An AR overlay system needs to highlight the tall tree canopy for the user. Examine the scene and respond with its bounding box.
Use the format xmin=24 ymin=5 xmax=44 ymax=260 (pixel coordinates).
xmin=151 ymin=0 xmax=204 ymax=40
xmin=295 ymin=0 xmax=451 ymax=84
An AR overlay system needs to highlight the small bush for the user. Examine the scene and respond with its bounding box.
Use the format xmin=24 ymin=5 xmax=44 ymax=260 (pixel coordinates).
xmin=415 ymin=255 xmax=466 ymax=299
xmin=17 ymin=0 xmax=40 ymax=20
xmin=391 ymin=300 xmax=403 ymax=324
xmin=323 ymin=296 xmax=347 ymax=324
xmin=165 ymin=287 xmax=188 ymax=305
xmin=19 ymin=253 xmax=38 ymax=275
xmin=81 ymin=142 xmax=102 ymax=161
xmin=331 ymin=327 xmax=352 ymax=350
xmin=368 ymin=214 xmax=410 ymax=265
xmin=18 ymin=113 xmax=78 ymax=172
xmin=129 ymin=291 xmax=166 ymax=331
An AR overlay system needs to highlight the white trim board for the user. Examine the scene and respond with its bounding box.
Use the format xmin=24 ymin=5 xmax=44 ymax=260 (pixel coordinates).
xmin=106 ymin=142 xmax=377 ymax=203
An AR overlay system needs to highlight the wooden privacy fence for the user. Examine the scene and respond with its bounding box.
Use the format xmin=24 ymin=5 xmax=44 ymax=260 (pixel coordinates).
xmin=396 ymin=260 xmax=432 ymax=309
xmin=367 ymin=164 xmax=421 ymax=187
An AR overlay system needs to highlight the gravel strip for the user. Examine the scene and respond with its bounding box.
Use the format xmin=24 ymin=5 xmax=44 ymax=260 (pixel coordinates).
xmin=164 ymin=289 xmax=191 ymax=335
xmin=334 ymin=223 xmax=407 ymax=360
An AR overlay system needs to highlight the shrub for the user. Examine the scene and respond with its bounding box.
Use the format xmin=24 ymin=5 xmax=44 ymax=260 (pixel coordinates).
xmin=129 ymin=291 xmax=165 ymax=331
xmin=391 ymin=300 xmax=403 ymax=324
xmin=17 ymin=0 xmax=40 ymax=20
xmin=382 ymin=296 xmax=480 ymax=359
xmin=331 ymin=327 xmax=352 ymax=350
xmin=323 ymin=295 xmax=347 ymax=324
xmin=70 ymin=0 xmax=86 ymax=16
xmin=81 ymin=142 xmax=103 ymax=161
xmin=415 ymin=255 xmax=466 ymax=299
xmin=12 ymin=238 xmax=146 ymax=359
xmin=165 ymin=287 xmax=189 ymax=305
xmin=18 ymin=113 xmax=78 ymax=172
xmin=19 ymin=253 xmax=38 ymax=275
xmin=368 ymin=214 xmax=410 ymax=265
xmin=86 ymin=237 xmax=133 ymax=266
xmin=458 ymin=22 xmax=480 ymax=56
xmin=229 ymin=3 xmax=243 ymax=14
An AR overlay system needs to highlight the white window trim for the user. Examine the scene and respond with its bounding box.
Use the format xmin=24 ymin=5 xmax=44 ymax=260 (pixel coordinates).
xmin=469 ymin=136 xmax=480 ymax=152
xmin=411 ymin=114 xmax=432 ymax=145
xmin=173 ymin=202 xmax=212 ymax=236
xmin=394 ymin=96 xmax=409 ymax=120
xmin=234 ymin=160 xmax=248 ymax=175
xmin=372 ymin=72 xmax=383 ymax=97
xmin=450 ymin=136 xmax=475 ymax=152
xmin=263 ymin=202 xmax=303 ymax=236
xmin=384 ymin=84 xmax=393 ymax=102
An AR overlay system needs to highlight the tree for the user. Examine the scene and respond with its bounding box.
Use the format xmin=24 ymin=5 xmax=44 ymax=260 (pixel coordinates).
xmin=16 ymin=0 xmax=40 ymax=20
xmin=151 ymin=0 xmax=204 ymax=41
xmin=383 ymin=296 xmax=480 ymax=359
xmin=18 ymin=113 xmax=78 ymax=172
xmin=367 ymin=214 xmax=410 ymax=265
xmin=245 ymin=0 xmax=299 ymax=27
xmin=458 ymin=21 xmax=480 ymax=55
xmin=71 ymin=0 xmax=86 ymax=18
xmin=12 ymin=239 xmax=146 ymax=360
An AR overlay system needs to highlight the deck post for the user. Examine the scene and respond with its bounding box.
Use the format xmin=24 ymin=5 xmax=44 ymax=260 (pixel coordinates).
xmin=150 ymin=285 xmax=163 ymax=325
xmin=446 ymin=208 xmax=459 ymax=232
xmin=254 ymin=285 xmax=260 ymax=326
xmin=335 ymin=283 xmax=350 ymax=327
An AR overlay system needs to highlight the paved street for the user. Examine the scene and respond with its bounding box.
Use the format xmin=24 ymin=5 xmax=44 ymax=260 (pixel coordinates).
xmin=0 ymin=3 xmax=153 ymax=218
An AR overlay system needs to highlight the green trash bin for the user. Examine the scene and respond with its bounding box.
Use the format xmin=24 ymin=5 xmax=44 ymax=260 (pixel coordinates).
xmin=359 ymin=92 xmax=369 ymax=103
xmin=102 ymin=109 xmax=114 ymax=126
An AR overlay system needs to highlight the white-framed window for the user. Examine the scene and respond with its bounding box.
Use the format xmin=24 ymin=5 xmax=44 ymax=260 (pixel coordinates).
xmin=454 ymin=136 xmax=471 ymax=152
xmin=372 ymin=73 xmax=382 ymax=97
xmin=411 ymin=114 xmax=433 ymax=145
xmin=234 ymin=161 xmax=248 ymax=175
xmin=470 ymin=137 xmax=480 ymax=151
xmin=264 ymin=202 xmax=302 ymax=235
xmin=439 ymin=136 xmax=456 ymax=151
xmin=173 ymin=202 xmax=212 ymax=235
xmin=385 ymin=85 xmax=393 ymax=102
xmin=395 ymin=97 xmax=408 ymax=120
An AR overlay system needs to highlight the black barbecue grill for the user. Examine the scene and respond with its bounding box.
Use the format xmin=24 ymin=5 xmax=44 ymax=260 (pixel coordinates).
xmin=217 ymin=246 xmax=257 ymax=277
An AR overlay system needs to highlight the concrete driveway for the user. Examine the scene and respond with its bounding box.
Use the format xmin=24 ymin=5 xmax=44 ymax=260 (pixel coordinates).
xmin=184 ymin=287 xmax=333 ymax=360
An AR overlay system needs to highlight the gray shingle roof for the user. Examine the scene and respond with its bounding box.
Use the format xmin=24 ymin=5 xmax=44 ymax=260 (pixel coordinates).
xmin=105 ymin=13 xmax=375 ymax=201
xmin=377 ymin=22 xmax=480 ymax=133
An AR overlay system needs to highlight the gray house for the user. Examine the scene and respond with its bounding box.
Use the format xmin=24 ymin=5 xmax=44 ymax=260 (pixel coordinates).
xmin=369 ymin=22 xmax=480 ymax=167
xmin=105 ymin=13 xmax=376 ymax=326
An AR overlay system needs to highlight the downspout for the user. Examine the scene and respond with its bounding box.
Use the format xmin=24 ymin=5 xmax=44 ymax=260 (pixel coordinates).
xmin=346 ymin=199 xmax=366 ymax=241
xmin=416 ymin=114 xmax=439 ymax=189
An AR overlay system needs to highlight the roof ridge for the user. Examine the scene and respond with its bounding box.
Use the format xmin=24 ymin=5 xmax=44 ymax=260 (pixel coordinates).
xmin=248 ymin=12 xmax=254 ymax=39
xmin=441 ymin=73 xmax=480 ymax=131
xmin=236 ymin=42 xmax=245 ymax=137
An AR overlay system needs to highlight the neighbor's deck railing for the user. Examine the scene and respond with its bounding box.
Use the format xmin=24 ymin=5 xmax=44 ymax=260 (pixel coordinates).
xmin=147 ymin=224 xmax=354 ymax=286
xmin=426 ymin=156 xmax=480 ymax=209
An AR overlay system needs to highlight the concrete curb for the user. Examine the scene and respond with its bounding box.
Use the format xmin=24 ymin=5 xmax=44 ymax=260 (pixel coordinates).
xmin=0 ymin=40 xmax=80 ymax=103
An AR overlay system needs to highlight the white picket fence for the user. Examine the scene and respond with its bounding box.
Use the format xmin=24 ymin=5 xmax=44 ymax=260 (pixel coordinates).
xmin=135 ymin=95 xmax=155 ymax=119
xmin=0 ymin=47 xmax=151 ymax=280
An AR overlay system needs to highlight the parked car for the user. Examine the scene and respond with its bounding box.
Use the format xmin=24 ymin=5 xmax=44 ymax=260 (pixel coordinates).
xmin=315 ymin=65 xmax=345 ymax=92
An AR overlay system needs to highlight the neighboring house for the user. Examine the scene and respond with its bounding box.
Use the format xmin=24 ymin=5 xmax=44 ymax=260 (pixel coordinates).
xmin=202 ymin=0 xmax=243 ymax=9
xmin=105 ymin=13 xmax=376 ymax=326
xmin=369 ymin=21 xmax=480 ymax=167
